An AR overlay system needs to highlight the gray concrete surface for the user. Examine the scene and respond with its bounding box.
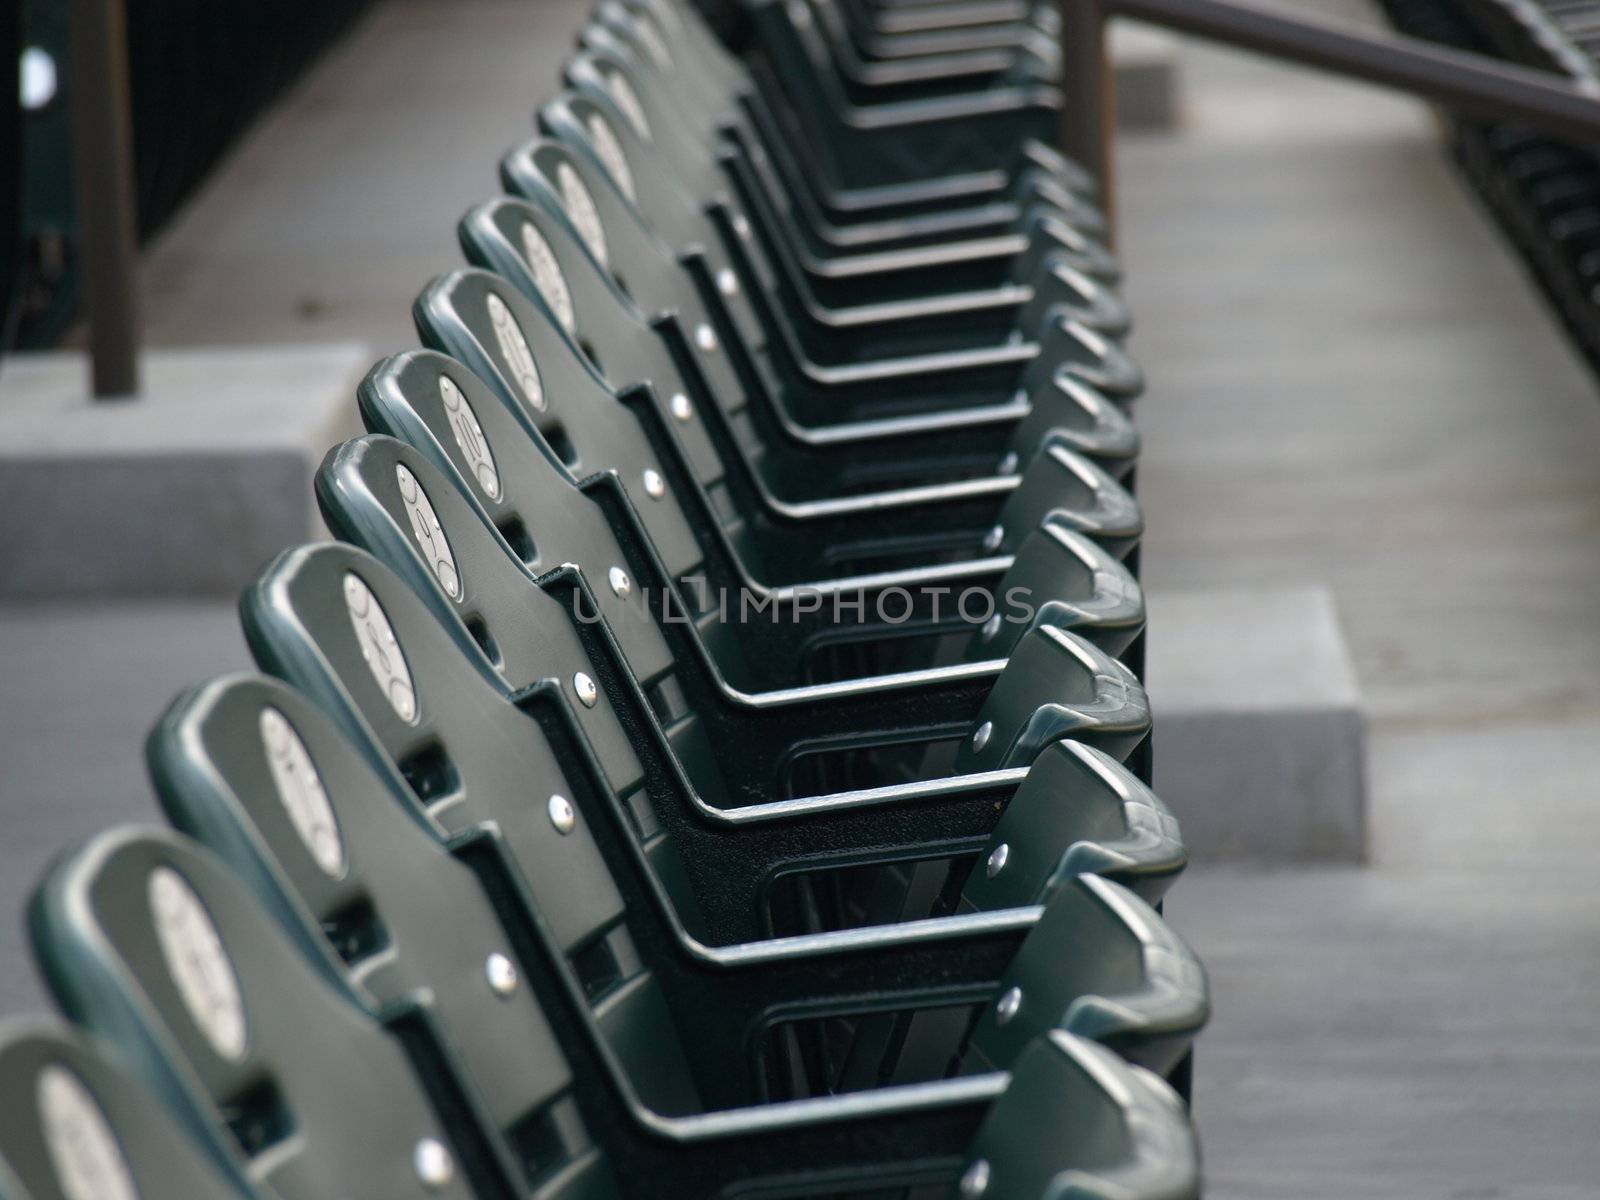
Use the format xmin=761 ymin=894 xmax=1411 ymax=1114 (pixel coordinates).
xmin=1118 ymin=4 xmax=1600 ymax=1195
xmin=1112 ymin=24 xmax=1180 ymax=131
xmin=1146 ymin=586 xmax=1365 ymax=862
xmin=0 ymin=344 xmax=369 ymax=597
xmin=0 ymin=604 xmax=248 ymax=1014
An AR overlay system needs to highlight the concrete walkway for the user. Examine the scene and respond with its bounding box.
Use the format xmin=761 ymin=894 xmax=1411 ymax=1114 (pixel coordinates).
xmin=1120 ymin=5 xmax=1600 ymax=1195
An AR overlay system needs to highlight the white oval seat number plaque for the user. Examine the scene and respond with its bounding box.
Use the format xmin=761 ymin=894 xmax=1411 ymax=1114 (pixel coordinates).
xmin=260 ymin=706 xmax=346 ymax=878
xmin=439 ymin=375 xmax=501 ymax=501
xmin=149 ymin=867 xmax=248 ymax=1062
xmin=486 ymin=292 xmax=544 ymax=411
xmin=396 ymin=463 xmax=461 ymax=600
xmin=37 ymin=1066 xmax=141 ymax=1200
xmin=520 ymin=221 xmax=576 ymax=335
xmin=557 ymin=162 xmax=610 ymax=269
xmin=585 ymin=112 xmax=637 ymax=203
xmin=344 ymin=572 xmax=419 ymax=724
xmin=608 ymin=73 xmax=651 ymax=140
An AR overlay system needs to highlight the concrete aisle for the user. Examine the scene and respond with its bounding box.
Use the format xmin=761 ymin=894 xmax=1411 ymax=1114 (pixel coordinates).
xmin=1119 ymin=5 xmax=1600 ymax=1195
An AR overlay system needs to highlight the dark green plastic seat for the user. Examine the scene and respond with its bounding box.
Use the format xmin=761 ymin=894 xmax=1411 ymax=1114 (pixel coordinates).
xmin=560 ymin=44 xmax=1127 ymax=353
xmin=28 ymin=829 xmax=515 ymax=1200
xmin=26 ymin=827 xmax=1196 ymax=1196
xmin=952 ymin=1032 xmax=1200 ymax=1200
xmin=239 ymin=540 xmax=1154 ymax=937
xmin=313 ymin=437 xmax=1148 ymax=800
xmin=234 ymin=544 xmax=1199 ymax=1075
xmin=412 ymin=268 xmax=1141 ymax=598
xmin=0 ymin=1022 xmax=267 ymax=1200
xmin=355 ymin=351 xmax=1143 ymax=697
xmin=563 ymin=38 xmax=1126 ymax=347
xmin=143 ymin=667 xmax=1201 ymax=1109
xmin=533 ymin=88 xmax=1145 ymax=407
xmin=462 ymin=176 xmax=1136 ymax=490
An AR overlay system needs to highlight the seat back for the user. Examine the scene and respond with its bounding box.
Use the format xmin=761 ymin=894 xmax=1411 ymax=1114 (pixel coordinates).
xmin=412 ymin=269 xmax=722 ymax=582
xmin=966 ymin=875 xmax=1207 ymax=1078
xmin=952 ymin=1032 xmax=1200 ymax=1200
xmin=28 ymin=829 xmax=494 ymax=1200
xmin=952 ymin=626 xmax=1149 ymax=773
xmin=315 ymin=436 xmax=646 ymax=800
xmin=0 ymin=1021 xmax=264 ymax=1200
xmin=958 ymin=741 xmax=1183 ymax=910
xmin=358 ymin=348 xmax=700 ymax=644
xmin=239 ymin=544 xmax=713 ymax=1115
xmin=146 ymin=674 xmax=600 ymax=1158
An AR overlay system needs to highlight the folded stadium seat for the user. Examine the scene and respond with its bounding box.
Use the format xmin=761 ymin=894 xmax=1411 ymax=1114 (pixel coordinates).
xmin=0 ymin=1023 xmax=272 ymax=1199
xmin=531 ymin=86 xmax=1141 ymax=404
xmin=148 ymin=673 xmax=1201 ymax=1099
xmin=411 ymin=272 xmax=1142 ymax=600
xmin=625 ymin=0 xmax=1084 ymax=206
xmin=456 ymin=185 xmax=1134 ymax=513
xmin=354 ymin=352 xmax=1144 ymax=693
xmin=555 ymin=10 xmax=1116 ymax=305
xmin=607 ymin=0 xmax=1111 ymax=253
xmin=240 ymin=538 xmax=1156 ymax=935
xmin=494 ymin=136 xmax=1134 ymax=443
xmin=29 ymin=831 xmax=506 ymax=1200
xmin=313 ymin=429 xmax=1148 ymax=784
xmin=29 ymin=830 xmax=1198 ymax=1197
xmin=573 ymin=17 xmax=1100 ymax=261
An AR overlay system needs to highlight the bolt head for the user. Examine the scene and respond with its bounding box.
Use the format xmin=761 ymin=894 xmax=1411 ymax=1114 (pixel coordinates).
xmin=573 ymin=672 xmax=599 ymax=708
xmin=670 ymin=393 xmax=693 ymax=422
xmin=608 ymin=565 xmax=631 ymax=598
xmin=971 ymin=720 xmax=992 ymax=753
xmin=642 ymin=468 xmax=666 ymax=500
xmin=413 ymin=1138 xmax=455 ymax=1190
xmin=996 ymin=985 xmax=1022 ymax=1026
xmin=982 ymin=524 xmax=1005 ymax=553
xmin=959 ymin=1159 xmax=991 ymax=1199
xmin=485 ymin=952 xmax=519 ymax=997
xmin=547 ymin=793 xmax=577 ymax=834
xmin=980 ymin=613 xmax=1002 ymax=643
xmin=986 ymin=842 xmax=1010 ymax=879
xmin=997 ymin=450 xmax=1020 ymax=475
xmin=716 ymin=268 xmax=739 ymax=296
xmin=695 ymin=324 xmax=718 ymax=353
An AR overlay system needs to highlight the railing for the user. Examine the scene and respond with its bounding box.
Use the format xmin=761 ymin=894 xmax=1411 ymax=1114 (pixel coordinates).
xmin=1053 ymin=0 xmax=1600 ymax=236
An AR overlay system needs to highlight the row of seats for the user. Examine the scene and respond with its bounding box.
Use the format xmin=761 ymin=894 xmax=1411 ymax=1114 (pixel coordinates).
xmin=1380 ymin=0 xmax=1600 ymax=375
xmin=0 ymin=1 xmax=1210 ymax=1196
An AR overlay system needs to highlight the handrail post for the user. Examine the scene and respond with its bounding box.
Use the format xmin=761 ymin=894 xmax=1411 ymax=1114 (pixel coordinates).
xmin=68 ymin=0 xmax=141 ymax=399
xmin=1057 ymin=0 xmax=1115 ymax=238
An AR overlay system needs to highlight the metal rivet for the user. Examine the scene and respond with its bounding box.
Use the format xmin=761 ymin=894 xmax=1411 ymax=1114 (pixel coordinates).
xmin=996 ymin=986 xmax=1022 ymax=1026
xmin=982 ymin=524 xmax=1004 ymax=553
xmin=997 ymin=450 xmax=1019 ymax=475
xmin=670 ymin=393 xmax=694 ymax=422
xmin=980 ymin=613 xmax=1002 ymax=643
xmin=548 ymin=793 xmax=577 ymax=834
xmin=485 ymin=952 xmax=519 ymax=997
xmin=643 ymin=468 xmax=666 ymax=499
xmin=608 ymin=566 xmax=631 ymax=598
xmin=573 ymin=672 xmax=599 ymax=708
xmin=414 ymin=1138 xmax=455 ymax=1190
xmin=986 ymin=843 xmax=1010 ymax=879
xmin=959 ymin=1159 xmax=992 ymax=1199
xmin=971 ymin=721 xmax=992 ymax=753
xmin=695 ymin=323 xmax=718 ymax=353
xmin=716 ymin=268 xmax=739 ymax=296
xmin=733 ymin=214 xmax=752 ymax=240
